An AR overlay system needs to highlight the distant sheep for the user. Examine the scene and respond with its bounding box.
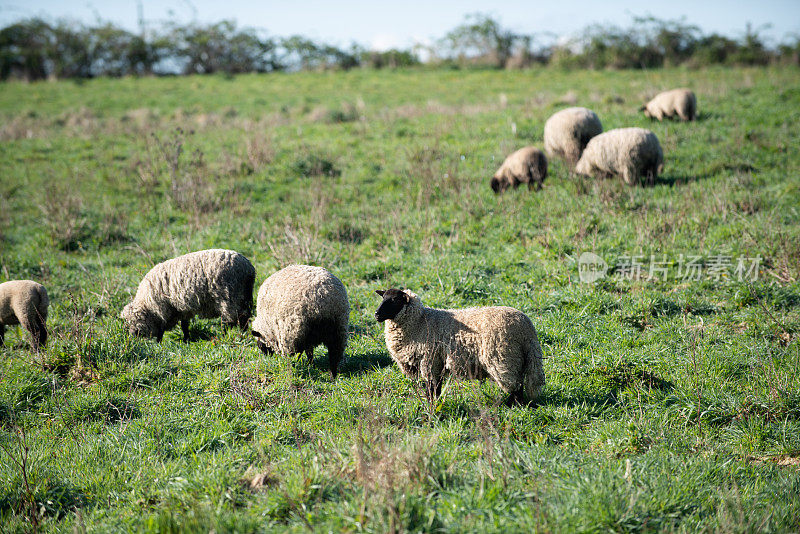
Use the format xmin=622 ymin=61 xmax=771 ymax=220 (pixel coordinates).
xmin=0 ymin=280 xmax=48 ymax=350
xmin=491 ymin=146 xmax=547 ymax=193
xmin=544 ymin=107 xmax=603 ymax=169
xmin=374 ymin=289 xmax=545 ymax=404
xmin=251 ymin=265 xmax=349 ymax=378
xmin=575 ymin=127 xmax=664 ymax=185
xmin=121 ymin=249 xmax=255 ymax=342
xmin=641 ymin=89 xmax=696 ymax=121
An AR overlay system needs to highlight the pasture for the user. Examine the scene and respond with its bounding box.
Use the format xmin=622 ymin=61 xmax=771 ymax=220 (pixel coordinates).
xmin=1 ymin=66 xmax=799 ymax=532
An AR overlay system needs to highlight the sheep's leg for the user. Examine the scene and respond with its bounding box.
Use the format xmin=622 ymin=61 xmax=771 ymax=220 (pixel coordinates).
xmin=19 ymin=316 xmax=37 ymax=351
xmin=504 ymin=389 xmax=524 ymax=407
xmin=622 ymin=166 xmax=635 ymax=186
xmin=236 ymin=312 xmax=250 ymax=331
xmin=0 ymin=324 xmax=5 ymax=347
xmin=421 ymin=356 xmax=445 ymax=401
xmin=181 ymin=319 xmax=190 ymax=342
xmin=425 ymin=377 xmax=442 ymax=402
xmin=326 ymin=343 xmax=345 ymax=379
xmin=156 ymin=328 xmax=164 ymax=343
xmin=645 ymin=164 xmax=656 ymax=186
xmin=305 ymin=347 xmax=314 ymax=364
xmin=30 ymin=316 xmax=47 ymax=350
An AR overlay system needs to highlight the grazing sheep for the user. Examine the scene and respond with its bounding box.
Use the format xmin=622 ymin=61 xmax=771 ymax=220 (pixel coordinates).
xmin=575 ymin=127 xmax=664 ymax=185
xmin=121 ymin=249 xmax=255 ymax=342
xmin=491 ymin=146 xmax=548 ymax=193
xmin=543 ymin=107 xmax=603 ymax=169
xmin=251 ymin=265 xmax=349 ymax=378
xmin=374 ymin=289 xmax=545 ymax=405
xmin=0 ymin=280 xmax=49 ymax=350
xmin=641 ymin=88 xmax=697 ymax=121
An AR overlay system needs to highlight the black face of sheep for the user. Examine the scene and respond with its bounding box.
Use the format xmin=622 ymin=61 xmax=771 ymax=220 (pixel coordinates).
xmin=250 ymin=331 xmax=274 ymax=356
xmin=374 ymin=289 xmax=410 ymax=322
xmin=490 ymin=176 xmax=504 ymax=194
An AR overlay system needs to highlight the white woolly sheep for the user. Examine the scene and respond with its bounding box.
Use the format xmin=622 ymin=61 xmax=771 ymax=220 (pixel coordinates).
xmin=491 ymin=146 xmax=548 ymax=193
xmin=121 ymin=249 xmax=255 ymax=342
xmin=0 ymin=280 xmax=49 ymax=350
xmin=641 ymin=88 xmax=696 ymax=121
xmin=374 ymin=289 xmax=545 ymax=405
xmin=575 ymin=127 xmax=664 ymax=185
xmin=543 ymin=107 xmax=603 ymax=169
xmin=251 ymin=265 xmax=349 ymax=378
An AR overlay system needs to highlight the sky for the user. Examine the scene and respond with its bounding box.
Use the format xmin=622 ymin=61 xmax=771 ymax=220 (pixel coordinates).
xmin=0 ymin=0 xmax=798 ymax=50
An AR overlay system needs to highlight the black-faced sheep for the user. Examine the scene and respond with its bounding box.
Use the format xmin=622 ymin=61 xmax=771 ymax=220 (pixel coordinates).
xmin=251 ymin=265 xmax=349 ymax=378
xmin=575 ymin=127 xmax=664 ymax=185
xmin=641 ymin=88 xmax=697 ymax=121
xmin=121 ymin=249 xmax=255 ymax=342
xmin=543 ymin=107 xmax=603 ymax=169
xmin=374 ymin=289 xmax=545 ymax=405
xmin=491 ymin=146 xmax=548 ymax=193
xmin=0 ymin=280 xmax=48 ymax=350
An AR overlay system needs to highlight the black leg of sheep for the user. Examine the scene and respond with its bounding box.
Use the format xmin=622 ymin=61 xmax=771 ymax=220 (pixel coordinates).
xmin=181 ymin=320 xmax=190 ymax=342
xmin=0 ymin=324 xmax=5 ymax=347
xmin=504 ymin=389 xmax=525 ymax=407
xmin=326 ymin=345 xmax=344 ymax=379
xmin=425 ymin=376 xmax=443 ymax=402
xmin=31 ymin=316 xmax=47 ymax=350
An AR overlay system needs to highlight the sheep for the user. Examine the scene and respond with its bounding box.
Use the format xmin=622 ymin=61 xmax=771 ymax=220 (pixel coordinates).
xmin=374 ymin=288 xmax=545 ymax=405
xmin=0 ymin=280 xmax=49 ymax=350
xmin=575 ymin=127 xmax=664 ymax=186
xmin=641 ymin=88 xmax=697 ymax=121
xmin=121 ymin=249 xmax=255 ymax=342
xmin=490 ymin=146 xmax=548 ymax=193
xmin=543 ymin=107 xmax=603 ymax=169
xmin=251 ymin=265 xmax=349 ymax=378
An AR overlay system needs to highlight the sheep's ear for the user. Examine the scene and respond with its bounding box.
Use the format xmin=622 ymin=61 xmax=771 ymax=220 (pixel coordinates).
xmin=375 ymin=290 xmax=386 ymax=297
xmin=251 ymin=330 xmax=262 ymax=339
xmin=638 ymin=105 xmax=647 ymax=112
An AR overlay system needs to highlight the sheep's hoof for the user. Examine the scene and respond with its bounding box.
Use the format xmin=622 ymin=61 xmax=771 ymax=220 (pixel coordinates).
xmin=504 ymin=390 xmax=525 ymax=407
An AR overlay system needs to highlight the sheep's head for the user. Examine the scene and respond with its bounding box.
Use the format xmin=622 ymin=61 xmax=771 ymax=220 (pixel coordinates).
xmin=490 ymin=171 xmax=508 ymax=194
xmin=574 ymin=156 xmax=591 ymax=177
xmin=120 ymin=303 xmax=160 ymax=339
xmin=374 ymin=288 xmax=412 ymax=322
xmin=251 ymin=328 xmax=273 ymax=356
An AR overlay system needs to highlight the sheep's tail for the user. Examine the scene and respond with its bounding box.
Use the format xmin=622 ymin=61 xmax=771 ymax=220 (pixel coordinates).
xmin=521 ymin=329 xmax=546 ymax=402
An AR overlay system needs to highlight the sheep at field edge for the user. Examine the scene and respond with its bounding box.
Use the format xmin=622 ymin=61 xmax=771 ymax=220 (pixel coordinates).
xmin=251 ymin=265 xmax=349 ymax=378
xmin=543 ymin=107 xmax=603 ymax=169
xmin=0 ymin=280 xmax=49 ymax=350
xmin=641 ymin=88 xmax=697 ymax=121
xmin=374 ymin=288 xmax=545 ymax=405
xmin=121 ymin=249 xmax=255 ymax=342
xmin=491 ymin=146 xmax=548 ymax=193
xmin=575 ymin=127 xmax=664 ymax=186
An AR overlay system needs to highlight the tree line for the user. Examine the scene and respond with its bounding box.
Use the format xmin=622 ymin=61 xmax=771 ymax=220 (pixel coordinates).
xmin=1 ymin=13 xmax=797 ymax=81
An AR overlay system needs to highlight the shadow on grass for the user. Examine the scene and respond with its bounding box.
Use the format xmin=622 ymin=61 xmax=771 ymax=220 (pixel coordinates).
xmin=179 ymin=323 xmax=216 ymax=343
xmin=338 ymin=351 xmax=394 ymax=377
xmin=656 ymin=158 xmax=758 ymax=187
xmin=290 ymin=350 xmax=394 ymax=379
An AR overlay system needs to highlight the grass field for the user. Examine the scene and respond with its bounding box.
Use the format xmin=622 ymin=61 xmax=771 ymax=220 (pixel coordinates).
xmin=1 ymin=66 xmax=799 ymax=532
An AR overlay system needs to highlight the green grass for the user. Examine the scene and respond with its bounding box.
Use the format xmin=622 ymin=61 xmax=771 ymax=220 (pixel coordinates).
xmin=1 ymin=66 xmax=799 ymax=532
